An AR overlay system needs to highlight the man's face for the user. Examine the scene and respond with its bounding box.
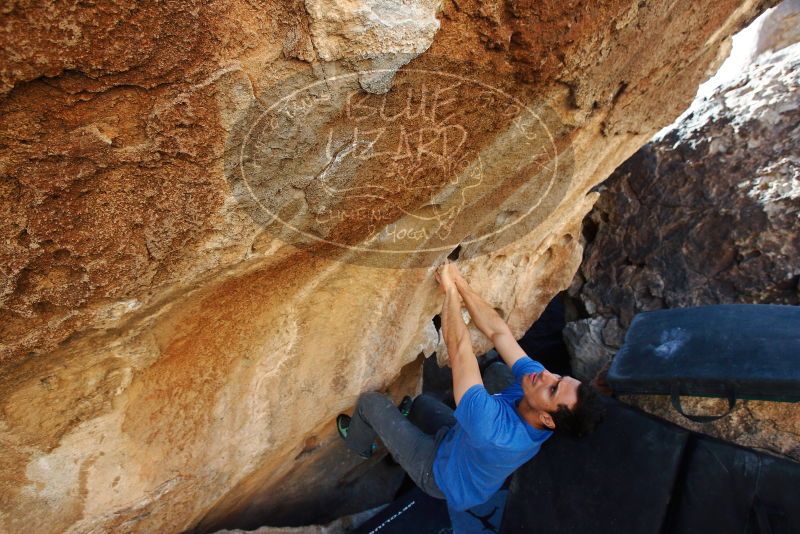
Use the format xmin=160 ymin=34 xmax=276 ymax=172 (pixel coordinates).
xmin=521 ymin=369 xmax=581 ymax=429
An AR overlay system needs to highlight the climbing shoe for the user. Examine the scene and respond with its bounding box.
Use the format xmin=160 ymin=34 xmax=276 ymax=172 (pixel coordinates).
xmin=336 ymin=414 xmax=377 ymax=459
xmin=336 ymin=414 xmax=351 ymax=439
xmin=398 ymin=395 xmax=413 ymax=417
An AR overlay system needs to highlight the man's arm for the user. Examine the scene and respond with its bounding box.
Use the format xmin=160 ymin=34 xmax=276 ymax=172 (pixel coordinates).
xmin=454 ymin=272 xmax=527 ymax=369
xmin=439 ymin=266 xmax=483 ymax=405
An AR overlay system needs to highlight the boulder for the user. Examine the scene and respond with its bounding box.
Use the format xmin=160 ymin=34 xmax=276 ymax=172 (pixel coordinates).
xmin=567 ymin=39 xmax=800 ymax=460
xmin=0 ymin=0 xmax=777 ymax=531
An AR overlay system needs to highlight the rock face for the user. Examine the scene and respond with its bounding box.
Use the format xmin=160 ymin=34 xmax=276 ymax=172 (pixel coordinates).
xmin=0 ymin=1 xmax=778 ymax=532
xmin=566 ymin=41 xmax=800 ymax=460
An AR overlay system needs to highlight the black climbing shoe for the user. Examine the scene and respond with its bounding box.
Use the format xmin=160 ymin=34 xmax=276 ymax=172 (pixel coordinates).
xmin=336 ymin=414 xmax=377 ymax=459
xmin=336 ymin=414 xmax=351 ymax=439
xmin=399 ymin=395 xmax=413 ymax=417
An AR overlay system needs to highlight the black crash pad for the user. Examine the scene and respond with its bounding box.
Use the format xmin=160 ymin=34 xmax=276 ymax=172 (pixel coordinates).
xmin=609 ymin=304 xmax=800 ymax=402
xmin=501 ymin=397 xmax=690 ymax=533
xmin=501 ymin=397 xmax=800 ymax=534
xmin=354 ymin=485 xmax=509 ymax=533
xmin=353 ymin=487 xmax=449 ymax=534
xmin=665 ymin=436 xmax=800 ymax=534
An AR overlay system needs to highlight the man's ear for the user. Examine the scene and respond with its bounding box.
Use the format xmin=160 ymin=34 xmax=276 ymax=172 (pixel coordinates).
xmin=539 ymin=411 xmax=555 ymax=430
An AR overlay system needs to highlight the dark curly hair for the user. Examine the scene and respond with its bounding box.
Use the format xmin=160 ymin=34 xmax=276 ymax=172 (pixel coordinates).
xmin=549 ymin=382 xmax=605 ymax=438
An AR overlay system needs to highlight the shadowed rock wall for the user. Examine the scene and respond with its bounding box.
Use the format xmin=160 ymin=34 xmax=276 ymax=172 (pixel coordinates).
xmin=566 ymin=38 xmax=800 ymax=461
xmin=0 ymin=1 xmax=777 ymax=531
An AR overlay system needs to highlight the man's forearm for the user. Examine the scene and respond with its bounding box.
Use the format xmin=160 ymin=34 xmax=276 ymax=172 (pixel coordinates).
xmin=455 ymin=277 xmax=509 ymax=340
xmin=442 ymin=284 xmax=483 ymax=404
xmin=442 ymin=287 xmax=469 ymax=354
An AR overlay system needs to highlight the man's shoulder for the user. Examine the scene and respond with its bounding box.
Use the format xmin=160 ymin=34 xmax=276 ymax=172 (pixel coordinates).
xmin=511 ymin=355 xmax=545 ymax=379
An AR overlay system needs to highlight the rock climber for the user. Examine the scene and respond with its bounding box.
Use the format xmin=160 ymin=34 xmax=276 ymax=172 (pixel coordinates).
xmin=336 ymin=260 xmax=605 ymax=511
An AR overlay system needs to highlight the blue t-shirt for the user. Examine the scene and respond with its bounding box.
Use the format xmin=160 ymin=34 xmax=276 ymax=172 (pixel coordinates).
xmin=432 ymin=356 xmax=553 ymax=511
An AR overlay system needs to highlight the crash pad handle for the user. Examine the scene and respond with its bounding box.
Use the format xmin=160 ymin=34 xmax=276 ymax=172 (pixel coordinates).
xmin=670 ymin=385 xmax=735 ymax=423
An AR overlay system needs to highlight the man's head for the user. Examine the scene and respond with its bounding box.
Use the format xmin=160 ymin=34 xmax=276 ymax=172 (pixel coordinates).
xmin=521 ymin=369 xmax=605 ymax=438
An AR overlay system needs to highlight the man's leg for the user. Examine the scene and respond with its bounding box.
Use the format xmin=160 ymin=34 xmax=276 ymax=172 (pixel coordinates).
xmin=408 ymin=394 xmax=457 ymax=435
xmin=343 ymin=392 xmax=445 ymax=499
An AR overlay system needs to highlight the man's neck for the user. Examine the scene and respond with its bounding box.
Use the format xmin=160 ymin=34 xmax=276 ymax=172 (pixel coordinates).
xmin=516 ymin=398 xmax=548 ymax=430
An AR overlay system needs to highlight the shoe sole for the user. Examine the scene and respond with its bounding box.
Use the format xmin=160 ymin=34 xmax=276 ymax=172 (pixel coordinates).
xmin=399 ymin=395 xmax=413 ymax=417
xmin=336 ymin=414 xmax=350 ymax=440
